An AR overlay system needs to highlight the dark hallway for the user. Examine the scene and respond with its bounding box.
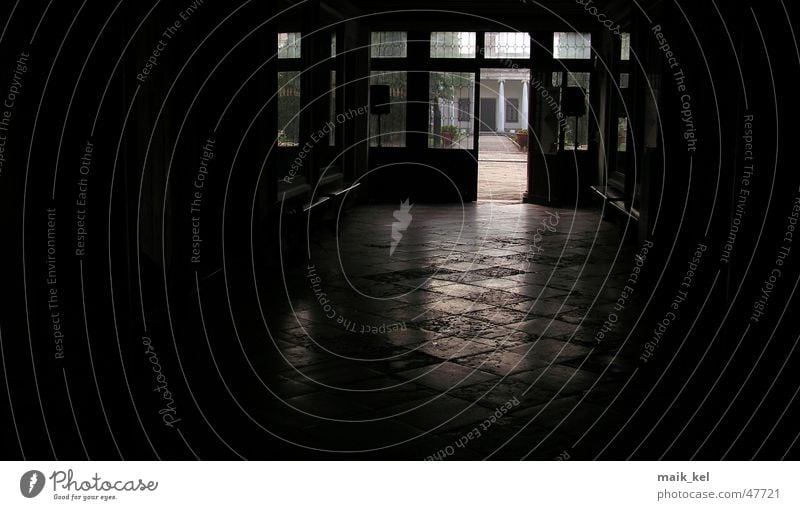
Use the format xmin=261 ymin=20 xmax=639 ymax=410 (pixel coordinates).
xmin=1 ymin=0 xmax=800 ymax=471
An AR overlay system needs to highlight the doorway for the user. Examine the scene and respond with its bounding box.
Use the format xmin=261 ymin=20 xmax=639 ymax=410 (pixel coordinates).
xmin=477 ymin=68 xmax=530 ymax=202
xmin=479 ymin=98 xmax=497 ymax=132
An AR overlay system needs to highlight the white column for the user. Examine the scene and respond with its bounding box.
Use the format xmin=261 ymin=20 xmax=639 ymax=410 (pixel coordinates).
xmin=521 ymin=80 xmax=529 ymax=130
xmin=496 ymin=79 xmax=505 ymax=133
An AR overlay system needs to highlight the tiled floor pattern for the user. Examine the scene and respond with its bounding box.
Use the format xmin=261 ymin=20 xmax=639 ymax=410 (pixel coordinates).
xmin=261 ymin=201 xmax=641 ymax=458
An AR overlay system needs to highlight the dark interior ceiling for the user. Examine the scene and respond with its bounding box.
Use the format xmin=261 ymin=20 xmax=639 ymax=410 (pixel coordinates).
xmin=346 ymin=0 xmax=611 ymax=14
xmin=319 ymin=0 xmax=632 ymax=30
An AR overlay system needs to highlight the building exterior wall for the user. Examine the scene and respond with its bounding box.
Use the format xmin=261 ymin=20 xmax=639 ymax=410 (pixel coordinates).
xmin=449 ymin=75 xmax=529 ymax=133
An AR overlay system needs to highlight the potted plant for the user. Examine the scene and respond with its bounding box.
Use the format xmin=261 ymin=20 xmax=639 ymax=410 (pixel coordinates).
xmin=516 ymin=128 xmax=529 ymax=150
xmin=441 ymin=125 xmax=459 ymax=147
xmin=278 ymin=130 xmax=289 ymax=146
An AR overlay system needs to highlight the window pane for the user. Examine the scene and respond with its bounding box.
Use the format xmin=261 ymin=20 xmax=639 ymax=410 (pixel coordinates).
xmin=429 ymin=72 xmax=475 ymax=149
xmin=553 ymin=32 xmax=591 ymax=59
xmin=278 ymin=71 xmax=301 ymax=146
xmin=371 ymin=32 xmax=407 ymax=58
xmin=532 ymin=71 xmax=562 ymax=154
xmin=458 ymin=99 xmax=471 ymax=121
xmin=331 ymin=33 xmax=336 ymax=58
xmin=484 ymin=32 xmax=530 ymax=59
xmin=431 ymin=32 xmax=476 ymax=58
xmin=369 ymin=71 xmax=406 ymax=147
xmin=644 ymin=73 xmax=661 ymax=148
xmin=562 ymin=72 xmax=590 ymax=151
xmin=278 ymin=32 xmax=301 ymax=59
xmin=617 ymin=117 xmax=628 ymax=152
xmin=567 ymin=71 xmax=590 ymax=89
xmin=620 ymin=33 xmax=630 ymax=60
xmin=329 ymin=71 xmax=336 ymax=146
xmin=506 ymin=98 xmax=520 ymax=123
xmin=619 ymin=73 xmax=629 ymax=88
xmin=616 ymin=116 xmax=628 ymax=174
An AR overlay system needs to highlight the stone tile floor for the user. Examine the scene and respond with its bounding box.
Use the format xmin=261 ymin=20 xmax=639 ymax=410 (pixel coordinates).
xmin=258 ymin=201 xmax=642 ymax=459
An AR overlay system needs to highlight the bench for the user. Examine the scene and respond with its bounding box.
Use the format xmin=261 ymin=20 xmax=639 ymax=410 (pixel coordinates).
xmin=590 ymin=185 xmax=640 ymax=222
xmin=305 ymin=169 xmax=361 ymax=219
xmin=270 ymin=172 xmax=362 ymax=264
xmin=303 ymin=195 xmax=330 ymax=213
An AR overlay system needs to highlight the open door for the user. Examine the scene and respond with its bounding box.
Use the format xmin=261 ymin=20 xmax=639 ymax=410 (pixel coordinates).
xmin=477 ymin=68 xmax=530 ymax=202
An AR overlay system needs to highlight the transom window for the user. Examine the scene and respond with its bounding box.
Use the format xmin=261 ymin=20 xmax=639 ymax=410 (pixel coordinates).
xmin=277 ymin=32 xmax=301 ymax=59
xmin=371 ymin=32 xmax=407 ymax=58
xmin=553 ymin=32 xmax=591 ymax=59
xmin=620 ymin=33 xmax=631 ymax=60
xmin=431 ymin=32 xmax=477 ymax=58
xmin=484 ymin=32 xmax=530 ymax=59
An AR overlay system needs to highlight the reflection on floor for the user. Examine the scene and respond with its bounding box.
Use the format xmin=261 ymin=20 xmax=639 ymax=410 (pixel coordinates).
xmin=254 ymin=201 xmax=641 ymax=459
xmin=478 ymin=134 xmax=527 ymax=203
